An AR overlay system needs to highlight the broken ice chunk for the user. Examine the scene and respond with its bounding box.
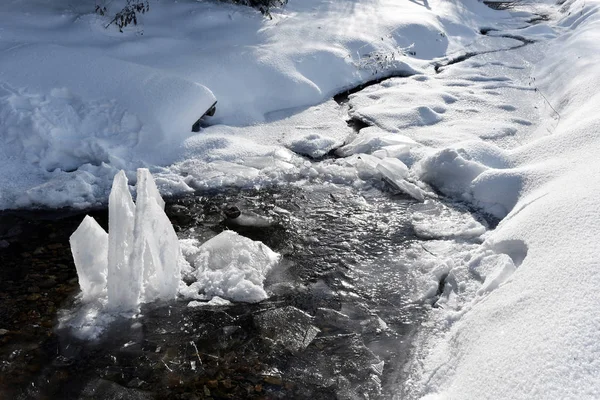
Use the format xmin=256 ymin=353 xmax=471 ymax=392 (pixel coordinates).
xmin=187 ymin=296 xmax=231 ymax=307
xmin=70 ymin=215 xmax=108 ymax=302
xmin=189 ymin=230 xmax=280 ymax=302
xmin=376 ymin=157 xmax=427 ymax=201
xmin=376 ymin=157 xmax=409 ymax=180
xmin=411 ymin=200 xmax=486 ymax=239
xmin=372 ymin=144 xmax=412 ymax=159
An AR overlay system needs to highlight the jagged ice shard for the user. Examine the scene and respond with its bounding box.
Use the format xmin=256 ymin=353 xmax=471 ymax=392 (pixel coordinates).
xmin=133 ymin=169 xmax=180 ymax=303
xmin=69 ymin=215 xmax=109 ymax=302
xmin=70 ymin=168 xmax=180 ymax=313
xmin=107 ymin=170 xmax=138 ymax=311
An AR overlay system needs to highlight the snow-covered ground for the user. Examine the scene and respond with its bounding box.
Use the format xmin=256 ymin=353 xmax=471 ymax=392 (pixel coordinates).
xmin=3 ymin=0 xmax=600 ymax=398
xmin=0 ymin=0 xmax=503 ymax=208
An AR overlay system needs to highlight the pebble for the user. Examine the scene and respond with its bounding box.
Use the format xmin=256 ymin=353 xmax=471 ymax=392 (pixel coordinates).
xmin=263 ymin=375 xmax=283 ymax=386
xmin=0 ymin=329 xmax=9 ymax=336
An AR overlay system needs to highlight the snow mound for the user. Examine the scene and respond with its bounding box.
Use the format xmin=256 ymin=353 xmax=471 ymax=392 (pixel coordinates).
xmin=0 ymin=44 xmax=215 ymax=165
xmin=182 ymin=231 xmax=280 ymax=303
xmin=404 ymin=0 xmax=600 ymax=398
xmin=415 ymin=144 xmax=520 ymax=217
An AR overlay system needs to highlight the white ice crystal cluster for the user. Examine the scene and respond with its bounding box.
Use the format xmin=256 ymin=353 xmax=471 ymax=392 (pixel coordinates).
xmin=70 ymin=169 xmax=180 ymax=312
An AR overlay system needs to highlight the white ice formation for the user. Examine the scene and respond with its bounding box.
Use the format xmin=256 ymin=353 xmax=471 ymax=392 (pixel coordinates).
xmin=70 ymin=169 xmax=180 ymax=312
xmin=180 ymin=231 xmax=281 ymax=304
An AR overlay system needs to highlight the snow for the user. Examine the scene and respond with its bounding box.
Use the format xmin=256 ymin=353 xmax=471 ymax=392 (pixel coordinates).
xmin=397 ymin=1 xmax=600 ymax=398
xmin=181 ymin=230 xmax=281 ymax=303
xmin=288 ymin=133 xmax=341 ymax=159
xmin=0 ymin=0 xmax=496 ymax=209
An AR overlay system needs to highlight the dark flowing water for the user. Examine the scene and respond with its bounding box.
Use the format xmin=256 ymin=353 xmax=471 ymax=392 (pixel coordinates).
xmin=0 ymin=184 xmax=438 ymax=399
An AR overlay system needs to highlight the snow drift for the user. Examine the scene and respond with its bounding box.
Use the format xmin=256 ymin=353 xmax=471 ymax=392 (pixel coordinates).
xmin=400 ymin=1 xmax=600 ymax=399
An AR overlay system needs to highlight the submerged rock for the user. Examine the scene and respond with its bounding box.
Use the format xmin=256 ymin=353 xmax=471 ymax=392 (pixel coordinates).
xmin=254 ymin=306 xmax=320 ymax=352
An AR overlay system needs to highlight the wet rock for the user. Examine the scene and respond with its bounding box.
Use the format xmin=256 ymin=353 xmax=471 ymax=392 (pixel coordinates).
xmin=254 ymin=306 xmax=320 ymax=352
xmin=223 ymin=206 xmax=241 ymax=219
xmin=262 ymin=374 xmax=283 ymax=386
xmin=206 ymin=380 xmax=218 ymax=389
xmin=314 ymin=307 xmax=352 ymax=332
xmin=0 ymin=329 xmax=8 ymax=336
xmin=3 ymin=225 xmax=23 ymax=238
xmin=178 ymin=394 xmax=200 ymax=400
xmin=79 ymin=379 xmax=154 ymax=400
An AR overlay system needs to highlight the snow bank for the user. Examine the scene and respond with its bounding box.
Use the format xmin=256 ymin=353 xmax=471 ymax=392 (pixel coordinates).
xmin=0 ymin=0 xmax=510 ymax=209
xmin=402 ymin=1 xmax=600 ymax=398
xmin=0 ymin=44 xmax=216 ymax=166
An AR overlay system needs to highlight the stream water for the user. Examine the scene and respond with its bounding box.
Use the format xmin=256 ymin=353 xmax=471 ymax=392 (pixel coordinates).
xmin=0 ymin=183 xmax=487 ymax=399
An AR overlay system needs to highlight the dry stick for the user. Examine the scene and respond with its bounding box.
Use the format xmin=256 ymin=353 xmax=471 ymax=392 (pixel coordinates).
xmin=536 ymin=87 xmax=561 ymax=121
